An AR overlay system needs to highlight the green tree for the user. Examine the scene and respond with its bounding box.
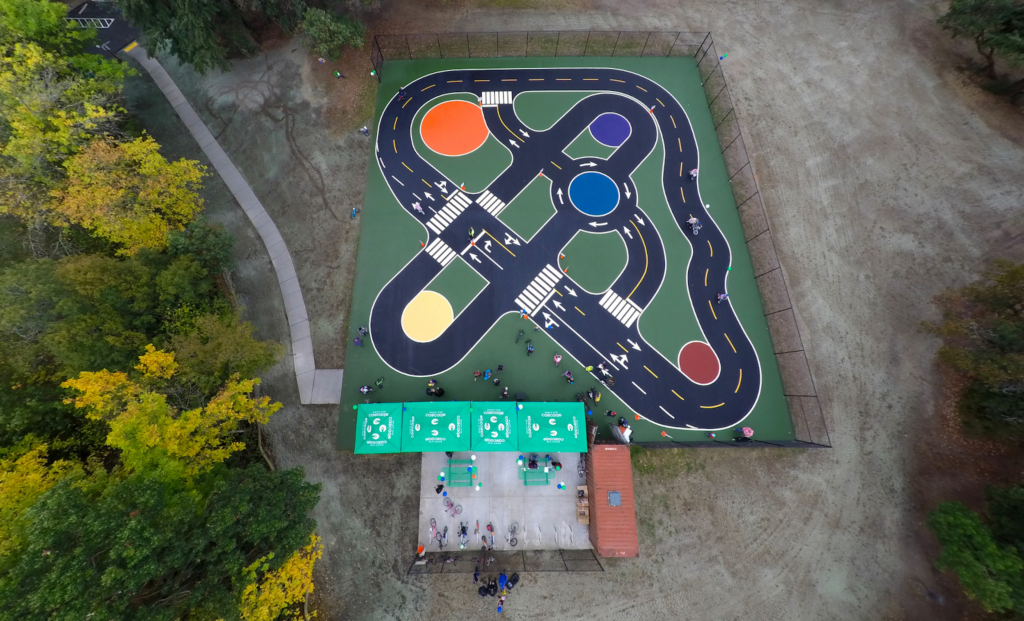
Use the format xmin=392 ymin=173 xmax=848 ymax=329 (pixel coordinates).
xmin=298 ymin=8 xmax=364 ymax=60
xmin=925 ymin=260 xmax=1024 ymax=431
xmin=0 ymin=465 xmax=320 ymax=621
xmin=0 ymin=443 xmax=79 ymax=557
xmin=0 ymin=0 xmax=96 ymax=55
xmin=929 ymin=501 xmax=1024 ymax=612
xmin=939 ymin=0 xmax=1024 ymax=90
xmin=167 ymin=217 xmax=234 ymax=273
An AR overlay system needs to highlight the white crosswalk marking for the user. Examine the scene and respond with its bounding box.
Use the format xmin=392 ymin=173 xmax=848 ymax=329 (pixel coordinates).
xmin=515 ymin=265 xmax=563 ymax=315
xmin=424 ymin=238 xmax=457 ymax=267
xmin=476 ymin=190 xmax=508 ymax=217
xmin=425 ymin=191 xmax=472 ymax=234
xmin=480 ymin=91 xmax=513 ymax=107
xmin=599 ymin=290 xmax=642 ymax=328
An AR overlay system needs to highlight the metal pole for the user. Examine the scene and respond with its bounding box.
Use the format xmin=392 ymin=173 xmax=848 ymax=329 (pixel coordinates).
xmin=495 ymin=32 xmax=499 ymax=57
xmin=437 ymin=33 xmax=441 ymax=59
xmin=611 ymin=31 xmax=621 ymax=57
xmin=714 ymin=107 xmax=734 ymax=131
xmin=555 ymin=32 xmax=560 ymax=56
xmin=583 ymin=31 xmax=591 ymax=57
xmin=640 ymin=32 xmax=651 ymax=57
xmin=526 ymin=32 xmax=530 ymax=57
xmin=697 ymin=32 xmax=711 ymax=58
xmin=406 ymin=35 xmax=412 ymax=60
xmin=666 ymin=31 xmax=680 ymax=57
xmin=466 ymin=33 xmax=470 ymax=58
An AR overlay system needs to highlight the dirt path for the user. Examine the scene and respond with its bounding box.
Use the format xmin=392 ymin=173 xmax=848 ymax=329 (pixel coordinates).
xmin=123 ymin=0 xmax=1024 ymax=617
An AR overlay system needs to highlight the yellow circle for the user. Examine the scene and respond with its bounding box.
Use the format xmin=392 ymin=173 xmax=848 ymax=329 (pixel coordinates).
xmin=401 ymin=291 xmax=454 ymax=342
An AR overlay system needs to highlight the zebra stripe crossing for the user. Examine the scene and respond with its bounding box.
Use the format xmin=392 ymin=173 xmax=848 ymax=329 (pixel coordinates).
xmin=599 ymin=290 xmax=642 ymax=328
xmin=480 ymin=91 xmax=513 ymax=107
xmin=423 ymin=238 xmax=457 ymax=267
xmin=515 ymin=264 xmax=563 ymax=315
xmin=476 ymin=190 xmax=507 ymax=217
xmin=426 ymin=191 xmax=472 ymax=234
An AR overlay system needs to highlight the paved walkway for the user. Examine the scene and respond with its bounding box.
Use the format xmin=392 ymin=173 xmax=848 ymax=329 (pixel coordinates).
xmin=122 ymin=43 xmax=343 ymax=404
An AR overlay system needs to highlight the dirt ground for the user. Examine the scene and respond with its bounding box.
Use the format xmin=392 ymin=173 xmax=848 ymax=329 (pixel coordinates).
xmin=121 ymin=0 xmax=1024 ymax=618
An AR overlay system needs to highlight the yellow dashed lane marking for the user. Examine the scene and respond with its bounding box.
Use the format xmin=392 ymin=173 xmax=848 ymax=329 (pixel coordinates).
xmin=678 ymin=137 xmax=682 ymax=152
xmin=502 ymin=79 xmax=517 ymax=82
xmin=708 ymin=240 xmax=713 ymax=256
xmin=701 ymin=403 xmax=724 ymax=409
xmin=644 ymin=365 xmax=658 ymax=378
xmin=680 ymin=187 xmax=686 ymax=202
xmin=583 ymin=78 xmax=598 ymax=81
xmin=393 ymin=140 xmax=397 ymax=153
xmin=402 ymin=162 xmax=413 ymax=172
xmin=529 ymin=78 xmax=544 ymax=81
xmin=555 ymin=290 xmax=562 ymax=296
xmin=556 ymin=78 xmax=571 ymax=81
xmin=679 ymin=162 xmax=683 ymax=177
xmin=483 ymin=230 xmax=515 ymax=257
xmin=402 ymin=97 xmax=412 ymax=108
xmin=672 ymin=390 xmax=685 ymax=401
xmin=393 ymin=118 xmax=397 ymax=130
xmin=725 ymin=333 xmax=737 ymax=353
xmin=610 ymin=79 xmax=625 ymax=83
xmin=474 ymin=79 xmax=489 ymax=82
xmin=735 ymin=369 xmax=743 ymax=393
xmin=575 ymin=307 xmax=585 ymax=316
xmin=421 ymin=179 xmax=431 ymax=187
xmin=617 ymin=343 xmax=628 ymax=353
xmin=670 ymin=115 xmax=677 ymax=128
xmin=656 ymin=97 xmax=665 ymax=107
xmin=421 ymin=84 xmax=435 ymax=91
xmin=447 ymin=80 xmax=462 ymax=83
xmin=550 ymin=161 xmax=562 ymax=170
xmin=704 ymin=268 xmax=708 ymax=287
xmin=636 ymin=85 xmax=648 ymax=92
xmin=708 ymin=300 xmax=717 ymax=320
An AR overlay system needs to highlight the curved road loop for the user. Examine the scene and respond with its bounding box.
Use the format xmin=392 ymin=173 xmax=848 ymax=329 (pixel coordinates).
xmin=371 ymin=67 xmax=761 ymax=429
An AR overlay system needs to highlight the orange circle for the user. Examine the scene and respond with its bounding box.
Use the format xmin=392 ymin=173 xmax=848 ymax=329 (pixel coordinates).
xmin=421 ymin=100 xmax=489 ymax=156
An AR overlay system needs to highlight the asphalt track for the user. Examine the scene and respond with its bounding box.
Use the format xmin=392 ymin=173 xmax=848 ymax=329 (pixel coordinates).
xmin=369 ymin=67 xmax=760 ymax=430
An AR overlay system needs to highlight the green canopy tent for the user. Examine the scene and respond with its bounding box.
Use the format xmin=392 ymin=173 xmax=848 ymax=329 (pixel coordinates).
xmin=354 ymin=403 xmax=403 ymax=454
xmin=518 ymin=402 xmax=587 ymax=453
xmin=470 ymin=401 xmax=518 ymax=451
xmin=402 ymin=401 xmax=472 ymax=453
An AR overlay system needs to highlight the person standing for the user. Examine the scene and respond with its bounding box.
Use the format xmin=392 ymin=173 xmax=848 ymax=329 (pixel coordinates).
xmin=358 ymin=326 xmax=369 ymax=337
xmin=553 ymin=354 xmax=562 ymax=366
xmin=353 ymin=337 xmax=362 ymax=347
xmin=398 ymin=87 xmax=406 ymax=101
xmin=526 ymin=341 xmax=534 ymax=356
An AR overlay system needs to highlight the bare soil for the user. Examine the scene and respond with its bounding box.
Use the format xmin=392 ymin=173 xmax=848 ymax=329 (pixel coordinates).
xmin=121 ymin=0 xmax=1024 ymax=618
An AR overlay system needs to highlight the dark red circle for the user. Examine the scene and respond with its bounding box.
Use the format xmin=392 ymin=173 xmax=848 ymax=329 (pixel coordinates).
xmin=678 ymin=342 xmax=720 ymax=384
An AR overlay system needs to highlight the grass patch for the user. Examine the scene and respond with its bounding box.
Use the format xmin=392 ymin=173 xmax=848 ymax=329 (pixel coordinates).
xmin=630 ymin=445 xmax=705 ymax=477
xmin=497 ymin=174 xmax=555 ymax=241
xmin=557 ymin=230 xmax=627 ymax=294
xmin=425 ymin=256 xmax=488 ymax=317
xmin=514 ymin=91 xmax=595 ymax=131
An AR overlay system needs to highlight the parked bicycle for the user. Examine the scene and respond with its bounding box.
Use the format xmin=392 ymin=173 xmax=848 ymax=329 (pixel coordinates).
xmin=505 ymin=522 xmax=519 ymax=548
xmin=430 ymin=517 xmax=437 ymax=541
xmin=472 ymin=548 xmax=496 ymax=567
xmin=435 ymin=525 xmax=448 ymax=549
xmin=458 ymin=522 xmax=468 ymax=550
xmin=485 ymin=522 xmax=495 ymax=550
xmin=442 ymin=497 xmax=463 ymax=517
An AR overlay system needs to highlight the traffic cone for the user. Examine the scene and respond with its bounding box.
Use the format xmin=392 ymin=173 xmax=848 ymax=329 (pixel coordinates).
xmin=420 ymin=241 xmax=425 ymax=247
xmin=563 ymin=268 xmax=568 ymax=273
xmin=560 ymin=254 xmax=565 ymax=259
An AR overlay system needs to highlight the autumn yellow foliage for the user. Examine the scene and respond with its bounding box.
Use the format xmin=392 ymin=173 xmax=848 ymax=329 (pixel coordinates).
xmin=240 ymin=534 xmax=322 ymax=621
xmin=62 ymin=346 xmax=281 ymax=478
xmin=52 ymin=135 xmax=206 ymax=255
xmin=0 ymin=445 xmax=78 ymax=556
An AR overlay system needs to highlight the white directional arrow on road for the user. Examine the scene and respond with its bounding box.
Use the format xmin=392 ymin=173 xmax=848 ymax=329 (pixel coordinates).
xmin=509 ymin=140 xmax=520 ymax=149
xmin=623 ymin=183 xmax=631 ymax=199
xmin=469 ymin=253 xmax=482 ymax=264
xmin=611 ymin=354 xmax=629 ymax=369
xmin=556 ymin=188 xmax=564 ymax=205
xmin=552 ymin=300 xmax=566 ymax=311
xmin=580 ymin=162 xmax=597 ymax=168
xmin=424 ymin=192 xmax=435 ymax=201
xmin=589 ymin=222 xmax=607 ymax=228
xmin=519 ymin=129 xmax=530 ymax=138
xmin=435 ymin=181 xmax=448 ymax=192
xmin=634 ymin=214 xmax=645 ymax=225
xmin=484 ymin=240 xmax=492 ymax=253
xmin=542 ymin=312 xmax=559 ymax=329
xmin=627 ymin=339 xmax=641 ymax=351
xmin=623 ymin=226 xmax=633 ymax=239
xmin=504 ymin=233 xmax=521 ymax=246
xmin=564 ymin=286 xmax=577 ymax=297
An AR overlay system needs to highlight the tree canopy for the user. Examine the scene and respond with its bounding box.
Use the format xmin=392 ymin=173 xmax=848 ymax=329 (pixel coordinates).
xmin=939 ymin=0 xmax=1024 ymax=92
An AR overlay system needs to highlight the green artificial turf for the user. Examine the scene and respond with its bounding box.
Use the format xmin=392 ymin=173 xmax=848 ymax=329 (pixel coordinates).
xmin=497 ymin=174 xmax=556 ymax=241
xmin=425 ymin=255 xmax=488 ymax=317
xmin=556 ymin=230 xmax=627 ymax=295
xmin=563 ymin=127 xmax=617 ymax=160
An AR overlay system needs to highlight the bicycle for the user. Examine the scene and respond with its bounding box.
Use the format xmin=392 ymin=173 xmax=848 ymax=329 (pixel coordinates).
xmin=435 ymin=525 xmax=448 ymax=549
xmin=578 ymin=453 xmax=587 ymax=479
xmin=443 ymin=554 xmax=461 ymax=566
xmin=458 ymin=521 xmax=468 ymax=550
xmin=443 ymin=497 xmax=463 ymax=517
xmin=484 ymin=522 xmax=495 ymax=550
xmin=430 ymin=517 xmax=437 ymax=541
xmin=505 ymin=522 xmax=519 ymax=548
xmin=472 ymin=549 xmax=496 ymax=567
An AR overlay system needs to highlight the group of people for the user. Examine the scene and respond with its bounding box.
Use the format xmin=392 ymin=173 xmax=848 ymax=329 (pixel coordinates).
xmin=475 ymin=570 xmax=520 ymax=613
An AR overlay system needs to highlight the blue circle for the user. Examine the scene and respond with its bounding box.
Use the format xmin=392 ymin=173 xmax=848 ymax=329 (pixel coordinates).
xmin=589 ymin=113 xmax=631 ymax=147
xmin=568 ymin=172 xmax=620 ymax=217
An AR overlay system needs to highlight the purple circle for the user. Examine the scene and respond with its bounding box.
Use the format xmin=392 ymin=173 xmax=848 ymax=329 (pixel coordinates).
xmin=589 ymin=113 xmax=631 ymax=147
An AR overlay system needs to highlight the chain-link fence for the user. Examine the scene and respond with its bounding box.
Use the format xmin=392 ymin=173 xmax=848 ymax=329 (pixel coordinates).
xmin=368 ymin=31 xmax=830 ymax=448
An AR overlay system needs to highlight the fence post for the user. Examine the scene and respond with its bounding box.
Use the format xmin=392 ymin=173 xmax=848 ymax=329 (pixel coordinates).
xmin=611 ymin=31 xmax=621 ymax=57
xmin=495 ymin=32 xmax=499 ymax=57
xmin=405 ymin=35 xmax=412 ymax=60
xmin=466 ymin=33 xmax=470 ymax=58
xmin=526 ymin=32 xmax=530 ymax=57
xmin=583 ymin=31 xmax=591 ymax=57
xmin=640 ymin=31 xmax=651 ymax=57
xmin=555 ymin=31 xmax=560 ymax=56
xmin=666 ymin=31 xmax=680 ymax=57
xmin=437 ymin=33 xmax=441 ymax=59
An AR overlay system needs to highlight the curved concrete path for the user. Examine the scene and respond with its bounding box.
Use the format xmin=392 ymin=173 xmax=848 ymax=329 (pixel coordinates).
xmin=122 ymin=42 xmax=343 ymax=404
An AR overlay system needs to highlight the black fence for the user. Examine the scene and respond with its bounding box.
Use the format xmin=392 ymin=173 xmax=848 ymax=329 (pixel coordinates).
xmin=408 ymin=549 xmax=603 ymax=575
xmin=368 ymin=31 xmax=830 ymax=449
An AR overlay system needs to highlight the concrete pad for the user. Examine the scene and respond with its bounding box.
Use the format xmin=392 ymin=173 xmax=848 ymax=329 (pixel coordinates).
xmin=417 ymin=451 xmax=590 ymax=553
xmin=295 ymin=369 xmax=315 ymax=405
xmin=310 ymin=369 xmax=344 ymax=405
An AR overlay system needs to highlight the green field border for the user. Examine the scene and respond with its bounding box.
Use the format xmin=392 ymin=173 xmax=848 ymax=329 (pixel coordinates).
xmin=339 ymin=56 xmax=792 ymax=451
